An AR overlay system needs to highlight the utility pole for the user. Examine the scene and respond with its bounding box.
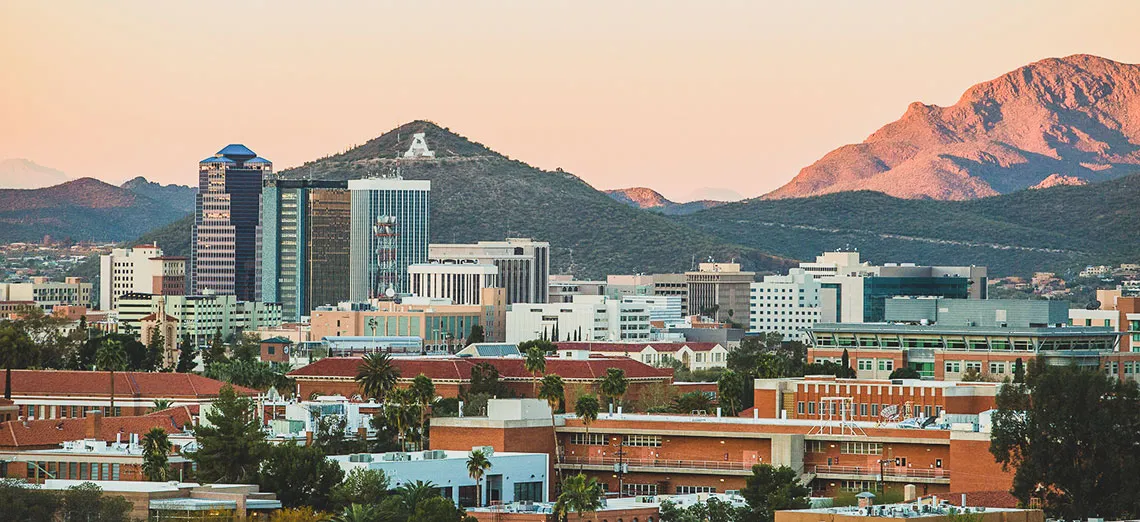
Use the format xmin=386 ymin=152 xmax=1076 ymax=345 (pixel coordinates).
xmin=612 ymin=436 xmax=627 ymax=496
xmin=877 ymin=458 xmax=892 ymax=493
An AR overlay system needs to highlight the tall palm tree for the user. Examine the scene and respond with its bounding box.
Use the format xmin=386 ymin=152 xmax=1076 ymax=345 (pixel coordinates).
xmin=599 ymin=368 xmax=628 ymax=413
xmin=356 ymin=352 xmax=400 ymax=401
xmin=384 ymin=388 xmax=418 ymax=451
xmin=466 ymin=449 xmax=492 ymax=507
xmin=524 ymin=345 xmax=547 ymax=396
xmin=408 ymin=374 xmax=436 ymax=450
xmin=538 ymin=374 xmax=566 ymax=483
xmin=141 ymin=427 xmax=172 ymax=481
xmin=574 ymin=395 xmax=600 ymax=471
xmin=95 ymin=338 xmax=127 ymax=416
xmin=554 ymin=473 xmax=604 ymax=522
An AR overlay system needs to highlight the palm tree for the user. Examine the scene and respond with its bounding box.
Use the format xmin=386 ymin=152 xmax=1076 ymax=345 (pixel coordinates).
xmin=150 ymin=399 xmax=173 ymax=413
xmin=554 ymin=473 xmax=604 ymax=522
xmin=384 ymin=388 xmax=418 ymax=451
xmin=466 ymin=449 xmax=492 ymax=507
xmin=538 ymin=374 xmax=565 ymax=483
xmin=95 ymin=338 xmax=127 ymax=416
xmin=408 ymin=374 xmax=436 ymax=450
xmin=524 ymin=345 xmax=547 ymax=396
xmin=141 ymin=427 xmax=172 ymax=481
xmin=356 ymin=352 xmax=400 ymax=401
xmin=331 ymin=503 xmax=378 ymax=522
xmin=396 ymin=480 xmax=439 ymax=511
xmin=599 ymin=368 xmax=628 ymax=413
xmin=574 ymin=395 xmax=600 ymax=471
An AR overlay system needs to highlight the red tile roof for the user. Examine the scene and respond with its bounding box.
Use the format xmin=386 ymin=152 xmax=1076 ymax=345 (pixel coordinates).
xmin=554 ymin=342 xmax=723 ymax=353
xmin=289 ymin=356 xmax=673 ymax=382
xmin=139 ymin=312 xmax=179 ymax=322
xmin=8 ymin=370 xmax=257 ymax=399
xmin=0 ymin=408 xmax=192 ymax=449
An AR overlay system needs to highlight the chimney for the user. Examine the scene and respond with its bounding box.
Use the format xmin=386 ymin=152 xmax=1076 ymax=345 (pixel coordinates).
xmin=85 ymin=410 xmax=103 ymax=439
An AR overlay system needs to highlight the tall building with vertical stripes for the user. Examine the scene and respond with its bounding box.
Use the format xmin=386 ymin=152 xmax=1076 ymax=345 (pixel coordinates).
xmin=191 ymin=145 xmax=270 ymax=301
xmin=260 ymin=179 xmax=351 ymax=321
xmin=348 ymin=176 xmax=431 ymax=301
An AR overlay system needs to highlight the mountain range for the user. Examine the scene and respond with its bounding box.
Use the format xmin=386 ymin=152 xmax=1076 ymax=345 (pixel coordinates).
xmin=0 ymin=159 xmax=71 ymax=189
xmin=604 ymin=187 xmax=725 ymax=215
xmin=0 ymin=177 xmax=191 ymax=243
xmin=766 ymin=54 xmax=1140 ymax=200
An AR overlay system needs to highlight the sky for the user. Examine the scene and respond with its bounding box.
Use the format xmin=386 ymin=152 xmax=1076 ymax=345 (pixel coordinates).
xmin=2 ymin=1 xmax=1139 ymax=202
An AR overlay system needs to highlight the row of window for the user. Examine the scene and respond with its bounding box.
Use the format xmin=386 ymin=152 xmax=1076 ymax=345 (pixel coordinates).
xmin=567 ymin=433 xmax=662 ymax=447
xmin=27 ymin=461 xmax=122 ymax=481
xmin=799 ymin=402 xmax=941 ymax=419
xmin=806 ymin=441 xmax=882 ymax=455
xmin=855 ymin=359 xmax=894 ymax=371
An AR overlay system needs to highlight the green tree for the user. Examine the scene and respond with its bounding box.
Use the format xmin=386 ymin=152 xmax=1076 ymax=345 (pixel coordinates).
xmin=95 ymin=337 xmax=127 ymax=415
xmin=145 ymin=325 xmax=166 ymax=371
xmin=739 ymin=464 xmax=811 ymax=522
xmin=150 ymin=399 xmax=172 ymax=413
xmin=185 ymin=384 xmax=268 ymax=483
xmin=142 ymin=427 xmax=172 ymax=481
xmin=60 ymin=482 xmax=133 ymax=522
xmin=553 ymin=473 xmax=604 ymax=522
xmin=0 ymin=479 xmax=62 ymax=520
xmin=466 ymin=324 xmax=485 ymax=346
xmin=672 ymin=391 xmax=713 ymax=414
xmin=991 ymin=359 xmax=1140 ymax=519
xmin=206 ymin=358 xmax=293 ymax=391
xmin=205 ymin=329 xmax=228 ymax=367
xmin=356 ymin=352 xmax=400 ymax=401
xmin=313 ymin=416 xmax=368 ymax=456
xmin=599 ymin=368 xmax=628 ymax=412
xmin=574 ymin=395 xmax=600 ymax=470
xmin=660 ymin=497 xmax=748 ymax=522
xmin=888 ymin=367 xmax=921 ymax=380
xmin=176 ymin=333 xmax=197 ymax=373
xmin=330 ymin=468 xmax=389 ymax=510
xmin=466 ymin=449 xmax=492 ymax=507
xmin=538 ymin=374 xmax=566 ymax=483
xmin=259 ymin=443 xmax=345 ymax=511
xmin=717 ymin=369 xmax=746 ymax=416
xmin=521 ymin=342 xmax=548 ymax=395
xmin=270 ymin=506 xmax=333 ymax=522
xmin=384 ymin=388 xmax=420 ymax=451
xmin=332 ymin=503 xmax=380 ymax=522
xmin=395 ymin=480 xmax=441 ymax=513
xmin=1012 ymin=357 xmax=1025 ymax=384
xmin=412 ymin=495 xmax=473 ymax=522
xmin=468 ymin=362 xmax=507 ymax=397
xmin=232 ymin=332 xmax=262 ymax=363
xmin=0 ymin=322 xmax=35 ymax=400
xmin=409 ymin=373 xmax=437 ymax=450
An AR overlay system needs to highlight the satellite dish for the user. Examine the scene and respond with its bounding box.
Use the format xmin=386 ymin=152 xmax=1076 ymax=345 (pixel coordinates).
xmin=385 ymin=287 xmax=396 ymax=298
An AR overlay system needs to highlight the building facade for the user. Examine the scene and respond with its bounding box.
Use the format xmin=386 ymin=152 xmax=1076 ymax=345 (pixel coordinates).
xmin=430 ymin=238 xmax=550 ymax=305
xmin=686 ymin=262 xmax=755 ymax=324
xmin=116 ymin=293 xmax=281 ymax=345
xmin=348 ymin=177 xmax=431 ymax=300
xmin=310 ymin=292 xmax=506 ymax=348
xmin=99 ymin=244 xmax=185 ymax=311
xmin=260 ymin=179 xmax=351 ymax=321
xmin=409 ymin=263 xmax=500 ymax=305
xmin=749 ymin=268 xmax=822 ymax=341
xmin=191 ymin=144 xmax=270 ymax=301
xmin=0 ymin=277 xmax=93 ymax=311
xmin=505 ymin=295 xmax=650 ymax=344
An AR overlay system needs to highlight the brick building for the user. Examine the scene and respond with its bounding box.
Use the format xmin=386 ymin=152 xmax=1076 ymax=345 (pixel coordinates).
xmin=287 ymin=356 xmax=672 ymax=404
xmin=752 ymin=376 xmax=1000 ymax=422
xmin=6 ymin=370 xmax=256 ymax=419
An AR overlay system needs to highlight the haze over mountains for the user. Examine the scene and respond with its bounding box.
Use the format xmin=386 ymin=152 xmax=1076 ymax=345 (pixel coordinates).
xmin=765 ymin=54 xmax=1140 ymax=200
xmin=0 ymin=159 xmax=71 ymax=189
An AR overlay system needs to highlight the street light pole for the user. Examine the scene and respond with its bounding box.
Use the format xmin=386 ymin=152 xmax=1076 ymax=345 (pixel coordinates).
xmin=613 ymin=436 xmax=626 ymax=497
xmin=877 ymin=458 xmax=892 ymax=493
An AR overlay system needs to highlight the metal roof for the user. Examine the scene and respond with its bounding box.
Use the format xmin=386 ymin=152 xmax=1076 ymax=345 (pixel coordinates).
xmin=216 ymin=144 xmax=257 ymax=160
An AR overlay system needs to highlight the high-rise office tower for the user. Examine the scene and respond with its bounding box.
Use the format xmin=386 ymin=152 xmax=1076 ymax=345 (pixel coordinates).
xmin=348 ymin=176 xmax=431 ymax=301
xmin=191 ymin=145 xmax=271 ymax=301
xmin=429 ymin=238 xmax=551 ymax=304
xmin=261 ymin=179 xmax=351 ymax=321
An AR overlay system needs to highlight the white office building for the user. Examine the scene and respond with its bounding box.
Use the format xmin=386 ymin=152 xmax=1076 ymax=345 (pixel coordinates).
xmin=429 ymin=238 xmax=550 ymax=304
xmin=348 ymin=176 xmax=431 ymax=301
xmin=408 ymin=263 xmax=499 ymax=305
xmin=99 ymin=244 xmax=186 ymax=311
xmin=749 ymin=269 xmax=821 ymax=341
xmin=621 ymin=295 xmax=683 ymax=323
xmin=505 ymin=295 xmax=650 ymax=344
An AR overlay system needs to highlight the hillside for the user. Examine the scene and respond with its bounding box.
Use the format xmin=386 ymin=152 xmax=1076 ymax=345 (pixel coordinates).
xmin=766 ymin=54 xmax=1140 ymax=200
xmin=121 ymin=177 xmax=196 ymax=213
xmin=277 ymin=121 xmax=791 ymax=277
xmin=604 ymin=187 xmax=724 ymax=215
xmin=681 ymin=172 xmax=1140 ymax=275
xmin=0 ymin=158 xmax=70 ymax=189
xmin=0 ymin=178 xmax=189 ymax=243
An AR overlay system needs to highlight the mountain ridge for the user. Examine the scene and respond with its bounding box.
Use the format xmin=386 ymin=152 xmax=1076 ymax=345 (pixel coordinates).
xmin=604 ymin=187 xmax=725 ymax=215
xmin=765 ymin=54 xmax=1140 ymax=200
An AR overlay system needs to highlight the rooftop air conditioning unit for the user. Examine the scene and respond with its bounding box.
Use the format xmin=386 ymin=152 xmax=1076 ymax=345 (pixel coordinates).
xmin=423 ymin=450 xmax=446 ymax=460
xmin=348 ymin=454 xmax=374 ymax=463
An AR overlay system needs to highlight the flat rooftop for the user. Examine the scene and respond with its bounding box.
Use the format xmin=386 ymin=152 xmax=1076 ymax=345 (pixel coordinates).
xmin=811 ymin=323 xmax=1117 ymax=337
xmin=789 ymin=503 xmax=1021 ymax=518
xmin=328 ymin=449 xmax=542 ymax=463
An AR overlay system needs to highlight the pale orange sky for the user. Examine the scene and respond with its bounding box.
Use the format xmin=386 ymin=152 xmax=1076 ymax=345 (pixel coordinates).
xmin=3 ymin=1 xmax=1139 ymax=201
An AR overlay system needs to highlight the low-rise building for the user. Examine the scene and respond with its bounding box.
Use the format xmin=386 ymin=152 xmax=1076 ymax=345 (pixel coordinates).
xmin=552 ymin=342 xmax=729 ymax=371
xmin=750 ymin=268 xmax=822 ymax=341
xmin=35 ymin=480 xmax=281 ymax=521
xmin=548 ymin=275 xmax=606 ymax=304
xmin=505 ymin=295 xmax=651 ymax=344
xmin=311 ymin=294 xmax=506 ymax=349
xmin=0 ymin=277 xmax=93 ymax=311
xmin=752 ymin=375 xmax=1000 ymax=421
xmin=776 ymin=502 xmax=1042 ymax=522
xmin=115 ymin=293 xmax=282 ymax=345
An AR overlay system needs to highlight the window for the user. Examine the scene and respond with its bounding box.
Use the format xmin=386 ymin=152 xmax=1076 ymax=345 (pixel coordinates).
xmin=797 ymin=402 xmax=805 ymax=414
xmin=624 ymin=435 xmax=662 ymax=447
xmin=840 ymin=442 xmax=882 ymax=455
xmin=860 ymin=403 xmax=868 ymax=416
xmin=965 ymin=361 xmax=982 ymax=373
xmin=806 ymin=441 xmax=828 ymax=453
xmin=842 ymin=480 xmax=879 ymax=492
xmin=878 ymin=359 xmax=894 ymax=371
xmin=623 ymin=484 xmax=658 ymax=496
xmin=514 ymin=481 xmax=544 ymax=502
xmin=569 ymin=433 xmax=607 ymax=445
xmin=989 ymin=362 xmax=1006 ymax=374
xmin=871 ymin=404 xmax=879 ymax=417
xmin=807 ymin=402 xmax=815 ymax=414
xmin=676 ymin=486 xmax=717 ymax=494
xmin=857 ymin=359 xmax=873 ymax=371
xmin=944 ymin=361 xmax=961 ymax=373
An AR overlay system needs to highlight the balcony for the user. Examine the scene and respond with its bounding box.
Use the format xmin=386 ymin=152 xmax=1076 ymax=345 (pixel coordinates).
xmin=810 ymin=464 xmax=950 ymax=483
xmin=558 ymin=456 xmax=755 ymax=476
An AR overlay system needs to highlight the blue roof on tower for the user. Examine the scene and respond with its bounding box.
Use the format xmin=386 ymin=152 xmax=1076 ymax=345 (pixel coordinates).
xmin=246 ymin=157 xmax=272 ymax=164
xmin=217 ymin=144 xmax=257 ymax=159
xmin=200 ymin=156 xmax=236 ymax=164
